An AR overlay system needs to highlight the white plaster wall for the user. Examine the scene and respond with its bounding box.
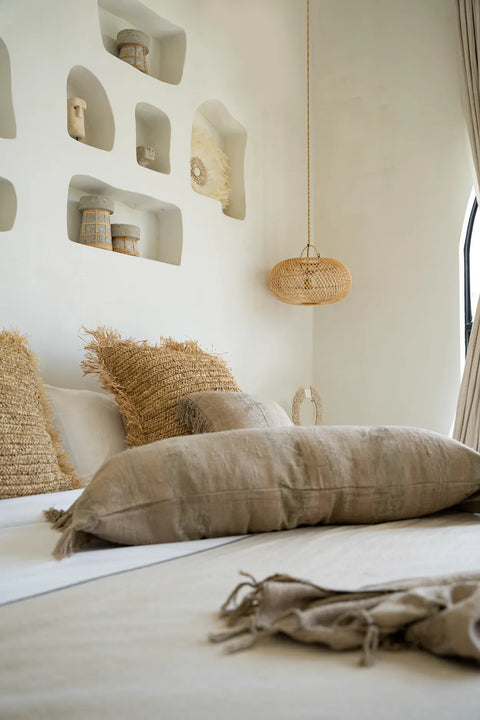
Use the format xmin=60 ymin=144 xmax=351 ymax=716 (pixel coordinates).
xmin=0 ymin=0 xmax=312 ymax=411
xmin=310 ymin=0 xmax=472 ymax=433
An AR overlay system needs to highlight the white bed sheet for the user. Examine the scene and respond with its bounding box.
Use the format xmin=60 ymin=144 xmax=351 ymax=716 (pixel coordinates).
xmin=1 ymin=509 xmax=480 ymax=720
xmin=0 ymin=489 xmax=243 ymax=605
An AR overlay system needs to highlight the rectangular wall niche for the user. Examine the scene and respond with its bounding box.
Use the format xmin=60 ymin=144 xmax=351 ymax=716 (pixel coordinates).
xmin=98 ymin=0 xmax=186 ymax=85
xmin=67 ymin=175 xmax=182 ymax=266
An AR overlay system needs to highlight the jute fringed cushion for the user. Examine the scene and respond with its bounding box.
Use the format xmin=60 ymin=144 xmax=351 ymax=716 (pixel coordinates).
xmin=177 ymin=391 xmax=293 ymax=433
xmin=0 ymin=330 xmax=81 ymax=499
xmin=81 ymin=327 xmax=241 ymax=445
xmin=51 ymin=425 xmax=480 ymax=557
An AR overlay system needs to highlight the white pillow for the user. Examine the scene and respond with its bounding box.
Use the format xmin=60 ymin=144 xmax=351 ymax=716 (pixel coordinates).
xmin=45 ymin=384 xmax=127 ymax=485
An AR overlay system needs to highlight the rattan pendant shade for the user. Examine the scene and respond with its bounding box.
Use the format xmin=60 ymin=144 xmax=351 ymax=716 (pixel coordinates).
xmin=268 ymin=0 xmax=351 ymax=307
xmin=269 ymin=247 xmax=351 ymax=306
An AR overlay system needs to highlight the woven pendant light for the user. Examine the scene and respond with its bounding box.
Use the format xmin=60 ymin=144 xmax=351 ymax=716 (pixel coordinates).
xmin=268 ymin=0 xmax=351 ymax=306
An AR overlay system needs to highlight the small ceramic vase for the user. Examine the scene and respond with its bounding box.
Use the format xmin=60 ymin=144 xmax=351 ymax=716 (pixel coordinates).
xmin=67 ymin=97 xmax=87 ymax=140
xmin=136 ymin=145 xmax=155 ymax=168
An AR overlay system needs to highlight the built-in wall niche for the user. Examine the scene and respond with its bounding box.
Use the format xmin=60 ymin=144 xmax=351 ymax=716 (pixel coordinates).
xmin=66 ymin=66 xmax=114 ymax=151
xmin=97 ymin=0 xmax=186 ymax=85
xmin=0 ymin=178 xmax=16 ymax=231
xmin=0 ymin=39 xmax=16 ymax=138
xmin=67 ymin=175 xmax=182 ymax=265
xmin=135 ymin=103 xmax=170 ymax=174
xmin=191 ymin=100 xmax=247 ymax=220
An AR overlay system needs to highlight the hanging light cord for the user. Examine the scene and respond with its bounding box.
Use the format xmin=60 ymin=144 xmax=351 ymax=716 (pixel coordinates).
xmin=306 ymin=0 xmax=312 ymax=256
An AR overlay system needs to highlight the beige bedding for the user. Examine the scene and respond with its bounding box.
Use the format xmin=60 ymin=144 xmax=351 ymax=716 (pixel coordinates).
xmin=1 ymin=511 xmax=480 ymax=720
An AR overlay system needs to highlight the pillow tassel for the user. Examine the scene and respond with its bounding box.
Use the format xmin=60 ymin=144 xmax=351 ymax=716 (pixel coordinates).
xmin=44 ymin=507 xmax=66 ymax=526
xmin=52 ymin=525 xmax=76 ymax=560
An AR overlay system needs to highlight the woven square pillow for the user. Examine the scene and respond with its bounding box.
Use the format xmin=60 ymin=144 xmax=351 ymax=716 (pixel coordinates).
xmin=177 ymin=391 xmax=293 ymax=433
xmin=0 ymin=330 xmax=81 ymax=499
xmin=81 ymin=327 xmax=241 ymax=446
xmin=50 ymin=425 xmax=480 ymax=557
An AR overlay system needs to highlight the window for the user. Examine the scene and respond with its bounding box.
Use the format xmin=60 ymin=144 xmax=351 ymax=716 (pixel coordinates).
xmin=464 ymin=196 xmax=479 ymax=353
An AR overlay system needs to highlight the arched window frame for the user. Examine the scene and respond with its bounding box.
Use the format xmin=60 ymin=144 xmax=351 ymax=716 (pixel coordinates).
xmin=464 ymin=196 xmax=478 ymax=353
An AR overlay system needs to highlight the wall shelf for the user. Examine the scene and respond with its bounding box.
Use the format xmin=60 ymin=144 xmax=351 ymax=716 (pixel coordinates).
xmin=97 ymin=0 xmax=186 ymax=85
xmin=192 ymin=100 xmax=247 ymax=220
xmin=66 ymin=66 xmax=115 ymax=151
xmin=0 ymin=178 xmax=17 ymax=231
xmin=67 ymin=175 xmax=182 ymax=265
xmin=0 ymin=39 xmax=16 ymax=138
xmin=135 ymin=102 xmax=171 ymax=174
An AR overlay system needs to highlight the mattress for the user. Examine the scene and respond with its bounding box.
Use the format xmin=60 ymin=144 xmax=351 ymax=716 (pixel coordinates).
xmin=1 ymin=492 xmax=480 ymax=720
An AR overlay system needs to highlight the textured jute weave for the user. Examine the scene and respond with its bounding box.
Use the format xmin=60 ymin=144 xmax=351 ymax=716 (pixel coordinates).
xmin=81 ymin=327 xmax=241 ymax=445
xmin=0 ymin=330 xmax=81 ymax=499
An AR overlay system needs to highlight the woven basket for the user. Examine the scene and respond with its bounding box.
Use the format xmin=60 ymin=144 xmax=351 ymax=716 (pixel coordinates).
xmin=268 ymin=246 xmax=351 ymax=306
xmin=111 ymin=223 xmax=140 ymax=257
xmin=78 ymin=195 xmax=114 ymax=251
xmin=117 ymin=29 xmax=149 ymax=74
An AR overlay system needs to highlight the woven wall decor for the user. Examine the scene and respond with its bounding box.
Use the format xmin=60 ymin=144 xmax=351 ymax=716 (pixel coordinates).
xmin=191 ymin=125 xmax=231 ymax=209
xmin=291 ymin=386 xmax=323 ymax=426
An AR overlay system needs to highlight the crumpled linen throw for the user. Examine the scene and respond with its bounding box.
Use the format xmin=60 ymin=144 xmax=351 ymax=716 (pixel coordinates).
xmin=209 ymin=572 xmax=480 ymax=666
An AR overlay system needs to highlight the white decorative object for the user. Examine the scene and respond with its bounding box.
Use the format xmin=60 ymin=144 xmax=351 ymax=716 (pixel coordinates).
xmin=67 ymin=97 xmax=87 ymax=141
xmin=190 ymin=125 xmax=231 ymax=209
xmin=291 ymin=386 xmax=323 ymax=426
xmin=136 ymin=145 xmax=155 ymax=168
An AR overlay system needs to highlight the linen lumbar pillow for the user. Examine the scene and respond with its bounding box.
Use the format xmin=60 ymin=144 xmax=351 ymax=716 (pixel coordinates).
xmin=45 ymin=385 xmax=127 ymax=485
xmin=81 ymin=327 xmax=241 ymax=446
xmin=177 ymin=391 xmax=293 ymax=433
xmin=50 ymin=425 xmax=480 ymax=558
xmin=0 ymin=330 xmax=81 ymax=499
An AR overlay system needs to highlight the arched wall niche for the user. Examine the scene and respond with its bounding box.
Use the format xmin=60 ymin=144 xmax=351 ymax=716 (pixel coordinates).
xmin=66 ymin=66 xmax=115 ymax=151
xmin=67 ymin=174 xmax=182 ymax=265
xmin=0 ymin=38 xmax=16 ymax=138
xmin=97 ymin=0 xmax=186 ymax=85
xmin=135 ymin=103 xmax=171 ymax=174
xmin=191 ymin=100 xmax=247 ymax=220
xmin=0 ymin=178 xmax=17 ymax=231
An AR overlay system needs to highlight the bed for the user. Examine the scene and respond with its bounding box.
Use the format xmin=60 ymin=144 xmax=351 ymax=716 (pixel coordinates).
xmin=1 ymin=491 xmax=480 ymax=720
xmin=1 ymin=329 xmax=480 ymax=719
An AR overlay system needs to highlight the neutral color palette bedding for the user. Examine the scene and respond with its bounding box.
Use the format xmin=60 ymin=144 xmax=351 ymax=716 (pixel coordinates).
xmin=1 ymin=503 xmax=480 ymax=720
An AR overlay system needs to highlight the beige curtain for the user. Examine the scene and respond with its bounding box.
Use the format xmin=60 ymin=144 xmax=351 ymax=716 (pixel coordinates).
xmin=454 ymin=0 xmax=480 ymax=449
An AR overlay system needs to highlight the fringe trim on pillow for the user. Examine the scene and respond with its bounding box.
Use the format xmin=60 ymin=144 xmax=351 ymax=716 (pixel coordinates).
xmin=80 ymin=326 xmax=239 ymax=446
xmin=0 ymin=329 xmax=82 ymax=491
xmin=177 ymin=398 xmax=213 ymax=434
xmin=51 ymin=526 xmax=93 ymax=560
xmin=44 ymin=503 xmax=76 ymax=531
xmin=81 ymin=326 xmax=145 ymax=447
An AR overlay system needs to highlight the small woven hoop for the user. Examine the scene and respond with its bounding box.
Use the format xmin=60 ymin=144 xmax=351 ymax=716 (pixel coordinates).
xmin=300 ymin=244 xmax=320 ymax=258
xmin=291 ymin=386 xmax=323 ymax=426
